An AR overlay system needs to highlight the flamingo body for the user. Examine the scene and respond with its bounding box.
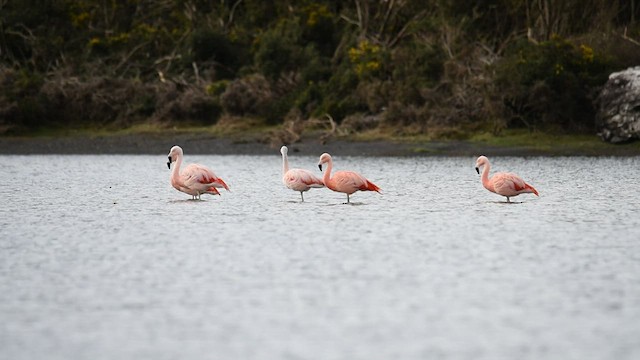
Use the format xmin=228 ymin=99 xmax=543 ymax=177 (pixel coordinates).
xmin=281 ymin=146 xmax=324 ymax=202
xmin=475 ymin=155 xmax=538 ymax=202
xmin=325 ymin=170 xmax=380 ymax=195
xmin=167 ymin=146 xmax=229 ymax=200
xmin=317 ymin=152 xmax=381 ymax=203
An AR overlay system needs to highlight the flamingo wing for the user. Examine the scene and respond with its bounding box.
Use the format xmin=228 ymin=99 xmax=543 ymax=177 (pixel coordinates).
xmin=491 ymin=172 xmax=530 ymax=196
xmin=182 ymin=164 xmax=229 ymax=191
xmin=289 ymin=169 xmax=324 ymax=188
xmin=330 ymin=171 xmax=373 ymax=194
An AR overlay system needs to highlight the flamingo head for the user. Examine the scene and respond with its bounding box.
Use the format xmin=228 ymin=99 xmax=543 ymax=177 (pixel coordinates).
xmin=280 ymin=146 xmax=288 ymax=156
xmin=475 ymin=155 xmax=489 ymax=174
xmin=167 ymin=145 xmax=183 ymax=169
xmin=318 ymin=153 xmax=332 ymax=171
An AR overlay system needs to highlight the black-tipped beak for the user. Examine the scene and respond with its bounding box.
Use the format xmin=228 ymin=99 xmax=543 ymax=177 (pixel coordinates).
xmin=167 ymin=156 xmax=172 ymax=169
xmin=475 ymin=167 xmax=479 ymax=174
xmin=318 ymin=164 xmax=323 ymax=171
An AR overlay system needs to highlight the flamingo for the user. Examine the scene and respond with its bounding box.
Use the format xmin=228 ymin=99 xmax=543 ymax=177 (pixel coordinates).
xmin=280 ymin=146 xmax=324 ymax=202
xmin=317 ymin=152 xmax=381 ymax=204
xmin=167 ymin=145 xmax=229 ymax=200
xmin=474 ymin=155 xmax=539 ymax=203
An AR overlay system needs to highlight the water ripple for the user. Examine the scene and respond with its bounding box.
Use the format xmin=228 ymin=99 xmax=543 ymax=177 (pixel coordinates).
xmin=1 ymin=154 xmax=639 ymax=360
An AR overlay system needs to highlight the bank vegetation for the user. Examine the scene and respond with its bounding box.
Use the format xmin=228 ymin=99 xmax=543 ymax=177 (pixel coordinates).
xmin=1 ymin=0 xmax=639 ymax=143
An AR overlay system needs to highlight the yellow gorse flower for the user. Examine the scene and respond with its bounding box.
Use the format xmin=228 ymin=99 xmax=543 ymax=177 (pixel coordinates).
xmin=580 ymin=45 xmax=594 ymax=63
xmin=348 ymin=40 xmax=382 ymax=76
xmin=554 ymin=63 xmax=564 ymax=75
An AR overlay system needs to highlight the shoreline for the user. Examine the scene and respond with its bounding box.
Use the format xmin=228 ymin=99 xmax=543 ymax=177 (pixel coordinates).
xmin=1 ymin=132 xmax=639 ymax=157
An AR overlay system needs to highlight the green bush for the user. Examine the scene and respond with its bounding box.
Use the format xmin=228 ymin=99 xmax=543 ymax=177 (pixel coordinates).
xmin=2 ymin=0 xmax=638 ymax=135
xmin=253 ymin=24 xmax=302 ymax=81
xmin=496 ymin=36 xmax=615 ymax=132
xmin=191 ymin=30 xmax=247 ymax=79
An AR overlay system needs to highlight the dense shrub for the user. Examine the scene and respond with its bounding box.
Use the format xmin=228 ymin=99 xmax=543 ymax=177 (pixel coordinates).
xmin=1 ymin=0 xmax=639 ymax=135
xmin=0 ymin=65 xmax=224 ymax=132
xmin=220 ymin=74 xmax=273 ymax=116
xmin=191 ymin=29 xmax=247 ymax=80
xmin=496 ymin=36 xmax=616 ymax=132
xmin=153 ymin=84 xmax=222 ymax=125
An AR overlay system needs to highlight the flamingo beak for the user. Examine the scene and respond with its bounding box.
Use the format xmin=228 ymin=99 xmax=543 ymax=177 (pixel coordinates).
xmin=167 ymin=156 xmax=172 ymax=169
xmin=318 ymin=164 xmax=323 ymax=171
xmin=475 ymin=167 xmax=479 ymax=174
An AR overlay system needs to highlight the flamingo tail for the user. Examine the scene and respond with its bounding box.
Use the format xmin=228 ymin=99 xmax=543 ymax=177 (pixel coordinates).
xmin=363 ymin=180 xmax=382 ymax=193
xmin=525 ymin=183 xmax=539 ymax=196
xmin=206 ymin=187 xmax=221 ymax=196
xmin=216 ymin=178 xmax=230 ymax=191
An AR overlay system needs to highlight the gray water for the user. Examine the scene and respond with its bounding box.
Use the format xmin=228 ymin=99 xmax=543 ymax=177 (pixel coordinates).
xmin=1 ymin=154 xmax=639 ymax=360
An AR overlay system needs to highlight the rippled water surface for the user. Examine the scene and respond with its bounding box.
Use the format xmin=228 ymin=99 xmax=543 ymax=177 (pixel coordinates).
xmin=1 ymin=154 xmax=640 ymax=360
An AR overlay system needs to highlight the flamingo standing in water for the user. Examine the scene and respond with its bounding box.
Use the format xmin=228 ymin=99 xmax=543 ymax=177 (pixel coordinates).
xmin=474 ymin=155 xmax=538 ymax=203
xmin=280 ymin=146 xmax=324 ymax=202
xmin=317 ymin=152 xmax=381 ymax=204
xmin=167 ymin=145 xmax=229 ymax=200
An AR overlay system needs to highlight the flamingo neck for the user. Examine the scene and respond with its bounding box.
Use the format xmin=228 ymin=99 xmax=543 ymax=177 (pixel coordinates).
xmin=322 ymin=159 xmax=333 ymax=186
xmin=171 ymin=154 xmax=183 ymax=182
xmin=282 ymin=152 xmax=289 ymax=175
xmin=481 ymin=162 xmax=492 ymax=190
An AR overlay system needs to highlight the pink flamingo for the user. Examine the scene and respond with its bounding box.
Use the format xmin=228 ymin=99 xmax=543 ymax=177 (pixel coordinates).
xmin=317 ymin=152 xmax=381 ymax=204
xmin=167 ymin=145 xmax=229 ymax=200
xmin=281 ymin=146 xmax=324 ymax=202
xmin=474 ymin=155 xmax=538 ymax=203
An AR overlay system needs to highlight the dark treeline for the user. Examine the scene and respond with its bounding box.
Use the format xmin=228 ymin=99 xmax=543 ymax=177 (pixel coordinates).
xmin=1 ymin=0 xmax=639 ymax=138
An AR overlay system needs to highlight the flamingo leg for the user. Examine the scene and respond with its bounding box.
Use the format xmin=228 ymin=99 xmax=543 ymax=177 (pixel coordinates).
xmin=346 ymin=194 xmax=350 ymax=204
xmin=300 ymin=192 xmax=304 ymax=202
xmin=506 ymin=196 xmax=511 ymax=203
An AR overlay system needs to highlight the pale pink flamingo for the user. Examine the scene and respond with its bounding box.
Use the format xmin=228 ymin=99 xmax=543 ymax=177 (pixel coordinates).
xmin=281 ymin=146 xmax=324 ymax=202
xmin=474 ymin=155 xmax=539 ymax=203
xmin=317 ymin=152 xmax=381 ymax=204
xmin=167 ymin=145 xmax=229 ymax=200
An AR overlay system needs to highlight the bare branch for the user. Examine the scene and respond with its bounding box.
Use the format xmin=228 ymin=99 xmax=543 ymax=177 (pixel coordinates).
xmin=226 ymin=0 xmax=243 ymax=30
xmin=621 ymin=26 xmax=640 ymax=47
xmin=378 ymin=0 xmax=395 ymax=38
xmin=388 ymin=10 xmax=427 ymax=48
xmin=340 ymin=14 xmax=360 ymax=26
xmin=114 ymin=41 xmax=150 ymax=75
xmin=192 ymin=61 xmax=200 ymax=84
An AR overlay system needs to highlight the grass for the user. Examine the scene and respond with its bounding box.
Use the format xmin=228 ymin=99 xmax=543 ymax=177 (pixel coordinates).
xmin=14 ymin=118 xmax=280 ymax=140
xmin=5 ymin=123 xmax=640 ymax=156
xmin=468 ymin=129 xmax=640 ymax=155
xmin=342 ymin=127 xmax=640 ymax=155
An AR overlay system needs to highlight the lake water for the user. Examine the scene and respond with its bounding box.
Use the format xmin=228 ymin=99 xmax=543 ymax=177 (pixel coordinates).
xmin=1 ymin=154 xmax=639 ymax=360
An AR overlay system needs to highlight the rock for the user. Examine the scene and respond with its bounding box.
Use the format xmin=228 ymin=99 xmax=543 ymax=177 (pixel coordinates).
xmin=596 ymin=66 xmax=640 ymax=143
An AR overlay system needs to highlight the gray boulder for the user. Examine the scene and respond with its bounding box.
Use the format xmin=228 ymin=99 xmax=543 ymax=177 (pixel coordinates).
xmin=596 ymin=66 xmax=640 ymax=143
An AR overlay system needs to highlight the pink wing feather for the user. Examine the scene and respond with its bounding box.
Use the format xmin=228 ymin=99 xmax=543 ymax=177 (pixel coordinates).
xmin=284 ymin=169 xmax=324 ymax=191
xmin=182 ymin=164 xmax=229 ymax=190
xmin=330 ymin=171 xmax=381 ymax=194
xmin=491 ymin=172 xmax=537 ymax=196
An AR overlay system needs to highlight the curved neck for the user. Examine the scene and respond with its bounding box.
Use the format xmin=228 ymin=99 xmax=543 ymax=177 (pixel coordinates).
xmin=171 ymin=154 xmax=182 ymax=181
xmin=481 ymin=161 xmax=491 ymax=188
xmin=282 ymin=152 xmax=289 ymax=175
xmin=322 ymin=159 xmax=333 ymax=185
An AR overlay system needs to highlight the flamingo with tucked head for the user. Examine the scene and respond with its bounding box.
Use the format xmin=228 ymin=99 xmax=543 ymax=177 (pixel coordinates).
xmin=280 ymin=146 xmax=324 ymax=202
xmin=317 ymin=152 xmax=381 ymax=204
xmin=474 ymin=155 xmax=538 ymax=203
xmin=167 ymin=145 xmax=229 ymax=200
